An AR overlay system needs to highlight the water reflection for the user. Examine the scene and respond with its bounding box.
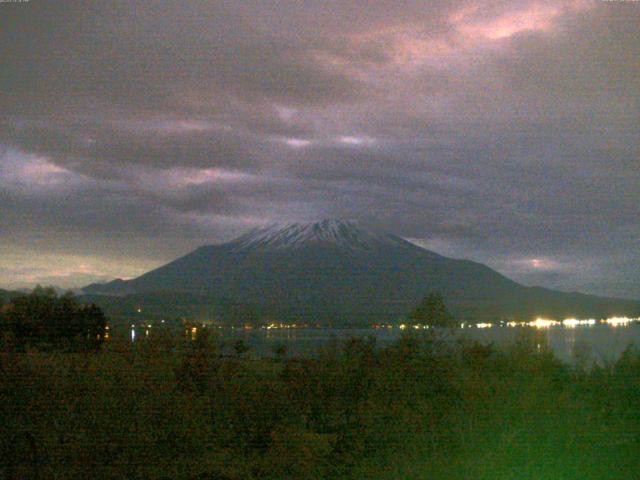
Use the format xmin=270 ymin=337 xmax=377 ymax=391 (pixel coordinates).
xmin=504 ymin=317 xmax=636 ymax=329
xmin=562 ymin=318 xmax=596 ymax=328
xmin=242 ymin=322 xmax=640 ymax=364
xmin=604 ymin=317 xmax=634 ymax=327
xmin=469 ymin=322 xmax=640 ymax=364
xmin=527 ymin=318 xmax=558 ymax=328
xmin=124 ymin=316 xmax=640 ymax=364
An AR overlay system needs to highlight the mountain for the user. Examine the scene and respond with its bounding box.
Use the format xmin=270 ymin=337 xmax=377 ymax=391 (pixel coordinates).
xmin=83 ymin=220 xmax=640 ymax=324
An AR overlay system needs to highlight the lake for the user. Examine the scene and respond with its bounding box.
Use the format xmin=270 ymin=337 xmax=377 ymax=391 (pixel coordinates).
xmin=201 ymin=321 xmax=640 ymax=364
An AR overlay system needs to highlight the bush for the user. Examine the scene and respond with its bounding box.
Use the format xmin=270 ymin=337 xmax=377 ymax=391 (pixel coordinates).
xmin=0 ymin=287 xmax=107 ymax=352
xmin=2 ymin=329 xmax=640 ymax=479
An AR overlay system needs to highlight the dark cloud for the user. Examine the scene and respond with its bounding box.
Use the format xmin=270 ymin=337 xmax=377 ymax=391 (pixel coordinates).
xmin=1 ymin=0 xmax=639 ymax=296
xmin=0 ymin=0 xmax=365 ymax=115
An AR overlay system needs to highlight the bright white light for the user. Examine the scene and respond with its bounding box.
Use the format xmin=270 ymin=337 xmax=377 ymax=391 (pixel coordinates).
xmin=562 ymin=318 xmax=580 ymax=328
xmin=527 ymin=318 xmax=559 ymax=329
xmin=476 ymin=323 xmax=493 ymax=329
xmin=562 ymin=318 xmax=597 ymax=328
xmin=604 ymin=317 xmax=636 ymax=327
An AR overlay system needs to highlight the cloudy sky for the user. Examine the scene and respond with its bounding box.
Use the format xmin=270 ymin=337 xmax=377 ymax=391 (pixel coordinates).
xmin=1 ymin=0 xmax=638 ymax=297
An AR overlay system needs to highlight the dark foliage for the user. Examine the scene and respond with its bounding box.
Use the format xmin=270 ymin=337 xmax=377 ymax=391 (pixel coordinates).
xmin=1 ymin=330 xmax=640 ymax=479
xmin=0 ymin=286 xmax=107 ymax=351
xmin=410 ymin=292 xmax=456 ymax=327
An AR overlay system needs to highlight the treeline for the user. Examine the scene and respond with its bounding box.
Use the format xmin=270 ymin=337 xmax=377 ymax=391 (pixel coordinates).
xmin=84 ymin=291 xmax=456 ymax=329
xmin=0 ymin=286 xmax=107 ymax=351
xmin=2 ymin=329 xmax=640 ymax=479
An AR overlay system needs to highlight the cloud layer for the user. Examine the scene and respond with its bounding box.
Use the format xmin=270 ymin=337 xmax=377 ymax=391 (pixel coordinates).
xmin=1 ymin=0 xmax=639 ymax=296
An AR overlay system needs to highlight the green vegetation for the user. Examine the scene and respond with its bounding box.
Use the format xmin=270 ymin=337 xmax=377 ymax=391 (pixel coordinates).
xmin=2 ymin=319 xmax=640 ymax=479
xmin=410 ymin=292 xmax=456 ymax=327
xmin=0 ymin=286 xmax=107 ymax=352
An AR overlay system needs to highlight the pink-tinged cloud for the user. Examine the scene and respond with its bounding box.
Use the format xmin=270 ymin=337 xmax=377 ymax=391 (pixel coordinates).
xmin=0 ymin=252 xmax=157 ymax=289
xmin=278 ymin=137 xmax=314 ymax=148
xmin=337 ymin=135 xmax=377 ymax=146
xmin=114 ymin=117 xmax=226 ymax=134
xmin=337 ymin=0 xmax=594 ymax=72
xmin=129 ymin=166 xmax=257 ymax=191
xmin=452 ymin=0 xmax=595 ymax=45
xmin=0 ymin=149 xmax=86 ymax=191
xmin=454 ymin=3 xmax=561 ymax=40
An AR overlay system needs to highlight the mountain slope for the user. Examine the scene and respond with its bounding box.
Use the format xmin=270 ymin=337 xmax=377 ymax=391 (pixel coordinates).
xmin=83 ymin=220 xmax=640 ymax=324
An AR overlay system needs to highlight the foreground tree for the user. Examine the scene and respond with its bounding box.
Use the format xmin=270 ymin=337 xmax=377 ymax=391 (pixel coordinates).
xmin=410 ymin=292 xmax=456 ymax=327
xmin=0 ymin=286 xmax=107 ymax=351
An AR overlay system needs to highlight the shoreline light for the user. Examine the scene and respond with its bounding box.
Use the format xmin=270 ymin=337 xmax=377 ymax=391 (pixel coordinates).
xmin=562 ymin=318 xmax=596 ymax=328
xmin=527 ymin=318 xmax=559 ymax=328
xmin=604 ymin=316 xmax=636 ymax=327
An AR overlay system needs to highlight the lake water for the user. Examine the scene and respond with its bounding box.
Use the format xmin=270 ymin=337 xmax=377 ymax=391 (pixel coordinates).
xmin=208 ymin=323 xmax=640 ymax=364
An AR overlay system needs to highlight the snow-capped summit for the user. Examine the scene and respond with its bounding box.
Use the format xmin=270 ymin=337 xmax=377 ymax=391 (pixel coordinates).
xmin=83 ymin=219 xmax=640 ymax=324
xmin=229 ymin=219 xmax=414 ymax=252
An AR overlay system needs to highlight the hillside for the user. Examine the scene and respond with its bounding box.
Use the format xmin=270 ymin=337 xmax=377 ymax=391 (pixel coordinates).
xmin=83 ymin=220 xmax=640 ymax=324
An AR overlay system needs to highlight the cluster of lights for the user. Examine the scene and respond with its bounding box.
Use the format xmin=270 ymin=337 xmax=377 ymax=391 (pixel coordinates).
xmin=264 ymin=323 xmax=302 ymax=330
xmin=368 ymin=317 xmax=636 ymax=330
xmin=123 ymin=314 xmax=640 ymax=339
xmin=604 ymin=316 xmax=634 ymax=327
xmin=562 ymin=318 xmax=596 ymax=328
xmin=397 ymin=324 xmax=431 ymax=330
xmin=527 ymin=318 xmax=559 ymax=329
xmin=503 ymin=317 xmax=639 ymax=329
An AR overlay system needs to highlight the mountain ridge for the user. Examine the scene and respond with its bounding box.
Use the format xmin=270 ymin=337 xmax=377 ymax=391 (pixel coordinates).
xmin=225 ymin=219 xmax=428 ymax=253
xmin=83 ymin=220 xmax=640 ymax=324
